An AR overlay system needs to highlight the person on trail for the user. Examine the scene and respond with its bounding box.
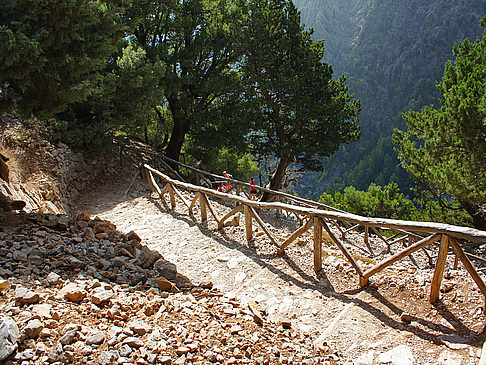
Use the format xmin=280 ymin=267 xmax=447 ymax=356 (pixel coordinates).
xmin=249 ymin=177 xmax=257 ymax=200
xmin=223 ymin=171 xmax=232 ymax=193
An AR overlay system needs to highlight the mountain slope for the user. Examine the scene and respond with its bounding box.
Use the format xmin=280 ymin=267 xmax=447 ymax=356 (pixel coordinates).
xmin=292 ymin=0 xmax=486 ymax=198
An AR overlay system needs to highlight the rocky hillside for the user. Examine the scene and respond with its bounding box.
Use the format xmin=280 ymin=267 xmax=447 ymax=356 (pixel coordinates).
xmin=1 ymin=122 xmax=486 ymax=364
xmin=0 ymin=211 xmax=329 ymax=364
xmin=0 ymin=116 xmax=117 ymax=215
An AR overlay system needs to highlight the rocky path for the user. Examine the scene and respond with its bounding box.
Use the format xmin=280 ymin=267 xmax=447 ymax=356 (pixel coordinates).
xmin=73 ymin=170 xmax=486 ymax=364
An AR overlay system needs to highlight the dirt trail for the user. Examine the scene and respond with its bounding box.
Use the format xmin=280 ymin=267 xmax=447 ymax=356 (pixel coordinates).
xmin=74 ymin=170 xmax=484 ymax=364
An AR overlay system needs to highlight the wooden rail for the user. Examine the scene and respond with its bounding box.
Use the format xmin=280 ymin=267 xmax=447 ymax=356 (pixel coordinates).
xmin=143 ymin=164 xmax=486 ymax=307
xmin=117 ymin=137 xmax=346 ymax=215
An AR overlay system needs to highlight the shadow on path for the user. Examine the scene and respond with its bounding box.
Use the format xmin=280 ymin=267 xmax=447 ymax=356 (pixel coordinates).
xmin=150 ymin=195 xmax=486 ymax=348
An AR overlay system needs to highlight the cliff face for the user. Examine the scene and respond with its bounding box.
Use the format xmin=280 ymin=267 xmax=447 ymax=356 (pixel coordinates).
xmin=292 ymin=0 xmax=486 ymax=198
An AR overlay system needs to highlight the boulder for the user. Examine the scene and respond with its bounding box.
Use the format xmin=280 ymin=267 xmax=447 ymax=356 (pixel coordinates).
xmin=128 ymin=319 xmax=151 ymax=336
xmin=126 ymin=230 xmax=141 ymax=242
xmin=59 ymin=330 xmax=78 ymax=345
xmin=91 ymin=289 xmax=115 ymax=306
xmin=23 ymin=319 xmax=44 ymax=339
xmin=0 ymin=279 xmax=10 ymax=292
xmin=123 ymin=337 xmax=144 ymax=348
xmin=92 ymin=220 xmax=116 ymax=234
xmin=76 ymin=212 xmax=91 ymax=222
xmin=0 ymin=316 xmax=19 ymax=361
xmin=154 ymin=259 xmax=177 ymax=281
xmin=153 ymin=277 xmax=174 ymax=292
xmin=138 ymin=245 xmax=161 ymax=269
xmin=86 ymin=331 xmax=105 ymax=346
xmin=14 ymin=286 xmax=40 ymax=304
xmin=60 ymin=283 xmax=86 ymax=303
xmin=46 ymin=272 xmax=62 ymax=286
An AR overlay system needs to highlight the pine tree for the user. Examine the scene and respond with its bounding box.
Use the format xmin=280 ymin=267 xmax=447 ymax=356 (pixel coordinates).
xmin=0 ymin=0 xmax=126 ymax=118
xmin=243 ymin=0 xmax=360 ymax=199
xmin=394 ymin=17 xmax=486 ymax=229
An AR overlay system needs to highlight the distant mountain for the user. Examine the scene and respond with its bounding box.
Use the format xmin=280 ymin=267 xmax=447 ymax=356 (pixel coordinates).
xmin=291 ymin=0 xmax=486 ymax=199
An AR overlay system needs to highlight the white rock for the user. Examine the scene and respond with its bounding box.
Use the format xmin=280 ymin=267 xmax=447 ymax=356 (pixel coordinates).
xmin=437 ymin=349 xmax=463 ymax=365
xmin=234 ymin=271 xmax=247 ymax=284
xmin=354 ymin=350 xmax=376 ymax=365
xmin=60 ymin=283 xmax=86 ymax=303
xmin=86 ymin=330 xmax=105 ymax=346
xmin=32 ymin=304 xmax=52 ymax=319
xmin=377 ymin=345 xmax=414 ymax=365
xmin=23 ymin=319 xmax=44 ymax=339
xmin=123 ymin=336 xmax=144 ymax=348
xmin=128 ymin=319 xmax=151 ymax=336
xmin=46 ymin=272 xmax=62 ymax=285
xmin=0 ymin=316 xmax=19 ymax=361
xmin=91 ymin=289 xmax=115 ymax=305
xmin=227 ymin=257 xmax=241 ymax=269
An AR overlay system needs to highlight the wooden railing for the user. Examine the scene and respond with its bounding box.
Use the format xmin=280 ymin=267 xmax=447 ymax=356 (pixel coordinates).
xmin=117 ymin=137 xmax=345 ymax=215
xmin=143 ymin=163 xmax=486 ymax=307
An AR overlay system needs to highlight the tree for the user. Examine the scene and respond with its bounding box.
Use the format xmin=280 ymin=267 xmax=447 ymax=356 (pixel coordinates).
xmin=53 ymin=42 xmax=165 ymax=153
xmin=129 ymin=0 xmax=248 ymax=164
xmin=393 ymin=17 xmax=486 ymax=229
xmin=0 ymin=0 xmax=126 ymax=119
xmin=243 ymin=0 xmax=360 ymax=200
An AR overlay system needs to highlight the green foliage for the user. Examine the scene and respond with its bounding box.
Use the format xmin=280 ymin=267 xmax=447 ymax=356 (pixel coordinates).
xmin=113 ymin=44 xmax=165 ymax=138
xmin=319 ymin=182 xmax=471 ymax=225
xmin=0 ymin=0 xmax=126 ymax=118
xmin=320 ymin=183 xmax=416 ymax=220
xmin=292 ymin=0 xmax=486 ymax=199
xmin=394 ymin=17 xmax=486 ymax=229
xmin=130 ymin=0 xmax=249 ymax=161
xmin=243 ymin=0 xmax=360 ymax=192
xmin=52 ymin=41 xmax=164 ymax=154
xmin=187 ymin=148 xmax=259 ymax=182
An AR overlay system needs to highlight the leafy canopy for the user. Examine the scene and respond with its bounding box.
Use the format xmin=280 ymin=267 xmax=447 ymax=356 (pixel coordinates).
xmin=129 ymin=0 xmax=249 ymax=162
xmin=243 ymin=0 xmax=360 ymax=192
xmin=0 ymin=0 xmax=126 ymax=118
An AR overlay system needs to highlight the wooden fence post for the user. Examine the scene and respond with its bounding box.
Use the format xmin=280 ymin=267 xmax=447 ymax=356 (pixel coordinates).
xmin=146 ymin=169 xmax=154 ymax=193
xmin=430 ymin=235 xmax=449 ymax=303
xmin=199 ymin=192 xmax=207 ymax=222
xmin=275 ymin=195 xmax=281 ymax=219
xmin=169 ymin=184 xmax=176 ymax=208
xmin=245 ymin=205 xmax=253 ymax=241
xmin=313 ymin=217 xmax=323 ymax=272
xmin=449 ymin=237 xmax=486 ymax=302
xmin=363 ymin=226 xmax=375 ymax=256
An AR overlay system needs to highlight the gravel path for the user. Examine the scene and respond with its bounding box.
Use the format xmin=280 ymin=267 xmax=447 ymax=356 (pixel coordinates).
xmin=74 ymin=170 xmax=485 ymax=364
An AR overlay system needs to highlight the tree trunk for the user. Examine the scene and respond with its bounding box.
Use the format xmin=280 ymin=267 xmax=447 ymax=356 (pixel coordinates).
xmin=0 ymin=153 xmax=9 ymax=182
xmin=462 ymin=202 xmax=486 ymax=231
xmin=164 ymin=97 xmax=188 ymax=171
xmin=261 ymin=157 xmax=291 ymax=202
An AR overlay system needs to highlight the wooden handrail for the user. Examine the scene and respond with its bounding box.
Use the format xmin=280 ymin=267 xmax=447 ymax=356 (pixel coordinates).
xmin=145 ymin=164 xmax=486 ymax=242
xmin=118 ymin=137 xmax=345 ymax=213
xmin=145 ymin=164 xmax=486 ymax=306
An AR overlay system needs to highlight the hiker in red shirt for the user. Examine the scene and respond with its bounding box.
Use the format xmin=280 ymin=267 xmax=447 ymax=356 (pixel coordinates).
xmin=249 ymin=177 xmax=257 ymax=200
xmin=223 ymin=171 xmax=232 ymax=193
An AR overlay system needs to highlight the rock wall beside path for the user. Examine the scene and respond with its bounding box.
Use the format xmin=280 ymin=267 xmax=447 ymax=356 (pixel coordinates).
xmin=1 ymin=121 xmax=119 ymax=216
